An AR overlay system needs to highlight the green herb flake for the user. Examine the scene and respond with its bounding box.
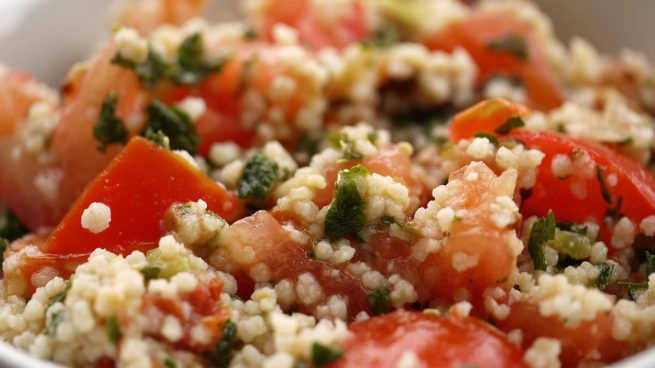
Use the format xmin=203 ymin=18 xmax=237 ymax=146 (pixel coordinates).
xmin=556 ymin=222 xmax=588 ymax=236
xmin=605 ymin=196 xmax=623 ymax=220
xmin=0 ymin=208 xmax=28 ymax=241
xmin=48 ymin=281 xmax=72 ymax=308
xmin=487 ymin=33 xmax=530 ymax=60
xmin=473 ymin=132 xmax=499 ymax=146
xmin=596 ymin=166 xmax=614 ymax=205
xmin=361 ymin=24 xmax=398 ymax=48
xmin=619 ymin=282 xmax=649 ymax=301
xmin=238 ymin=153 xmax=279 ymax=200
xmin=175 ymin=33 xmax=231 ymax=85
xmin=528 ymin=210 xmax=556 ymax=271
xmin=142 ymin=99 xmax=200 ymax=154
xmin=45 ymin=310 xmax=64 ymax=336
xmin=596 ymin=263 xmax=613 ymax=291
xmin=140 ymin=266 xmax=161 ymax=283
xmin=243 ymin=27 xmax=258 ymax=41
xmin=368 ymin=288 xmax=393 ymax=316
xmin=106 ymin=315 xmax=122 ymax=343
xmin=204 ymin=320 xmax=237 ymax=368
xmin=324 ymin=165 xmax=369 ymax=240
xmin=93 ymin=94 xmax=128 ymax=152
xmin=311 ymin=342 xmax=344 ymax=367
xmin=646 ymin=251 xmax=655 ymax=276
xmin=164 ymin=358 xmax=177 ymax=368
xmin=618 ymin=137 xmax=634 ymax=147
xmin=112 ymin=48 xmax=172 ymax=89
xmin=494 ymin=116 xmax=525 ymax=135
xmin=143 ymin=129 xmax=171 ymax=149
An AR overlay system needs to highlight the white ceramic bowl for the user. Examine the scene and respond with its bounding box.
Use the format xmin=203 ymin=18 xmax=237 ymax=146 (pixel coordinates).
xmin=0 ymin=1 xmax=654 ymax=367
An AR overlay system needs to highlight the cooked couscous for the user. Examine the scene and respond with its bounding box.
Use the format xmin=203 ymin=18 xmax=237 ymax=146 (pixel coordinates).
xmin=2 ymin=0 xmax=655 ymax=367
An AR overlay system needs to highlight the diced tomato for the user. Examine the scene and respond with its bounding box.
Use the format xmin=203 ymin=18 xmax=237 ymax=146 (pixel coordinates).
xmin=314 ymin=144 xmax=418 ymax=208
xmin=331 ymin=310 xmax=525 ymax=368
xmin=497 ymin=300 xmax=626 ymax=366
xmin=449 ymin=98 xmax=529 ymax=142
xmin=225 ymin=211 xmax=370 ymax=319
xmin=422 ymin=12 xmax=565 ymax=111
xmin=45 ymin=137 xmax=244 ymax=256
xmin=251 ymin=0 xmax=370 ymax=50
xmin=0 ymin=71 xmax=46 ymax=138
xmin=450 ymin=99 xmax=655 ymax=246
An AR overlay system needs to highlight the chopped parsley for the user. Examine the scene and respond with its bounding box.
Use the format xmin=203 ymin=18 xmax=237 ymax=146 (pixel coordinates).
xmin=235 ymin=53 xmax=259 ymax=95
xmin=473 ymin=132 xmax=499 ymax=146
xmin=487 ymin=33 xmax=529 ymax=60
xmin=596 ymin=166 xmax=614 ymax=205
xmin=324 ymin=165 xmax=369 ymax=240
xmin=106 ymin=315 xmax=122 ymax=343
xmin=494 ymin=116 xmax=525 ymax=134
xmin=311 ymin=342 xmax=344 ymax=367
xmin=328 ymin=132 xmax=364 ymax=161
xmin=618 ymin=137 xmax=634 ymax=147
xmin=164 ymin=358 xmax=177 ymax=368
xmin=619 ymin=282 xmax=649 ymax=301
xmin=368 ymin=288 xmax=393 ymax=316
xmin=113 ymin=33 xmax=230 ymax=88
xmin=596 ymin=263 xmax=613 ymax=291
xmin=556 ymin=222 xmax=588 ymax=236
xmin=646 ymin=251 xmax=655 ymax=276
xmin=238 ymin=153 xmax=279 ymax=200
xmin=143 ymin=129 xmax=171 ymax=149
xmin=605 ymin=196 xmax=623 ymax=220
xmin=140 ymin=266 xmax=161 ymax=284
xmin=142 ymin=99 xmax=200 ymax=154
xmin=243 ymin=27 xmax=258 ymax=41
xmin=361 ymin=24 xmax=398 ymax=48
xmin=175 ymin=33 xmax=230 ymax=85
xmin=45 ymin=310 xmax=65 ymax=336
xmin=93 ymin=94 xmax=128 ymax=152
xmin=48 ymin=281 xmax=72 ymax=308
xmin=204 ymin=320 xmax=237 ymax=368
xmin=528 ymin=210 xmax=556 ymax=271
xmin=112 ymin=47 xmax=171 ymax=88
xmin=296 ymin=133 xmax=323 ymax=158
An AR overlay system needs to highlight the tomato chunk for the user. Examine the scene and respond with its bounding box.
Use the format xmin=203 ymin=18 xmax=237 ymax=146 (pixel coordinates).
xmin=423 ymin=12 xmax=565 ymax=111
xmin=45 ymin=137 xmax=244 ymax=255
xmin=331 ymin=310 xmax=525 ymax=368
xmin=450 ymin=99 xmax=655 ymax=246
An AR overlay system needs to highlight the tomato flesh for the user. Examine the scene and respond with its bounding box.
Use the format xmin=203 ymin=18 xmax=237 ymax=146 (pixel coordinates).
xmin=45 ymin=136 xmax=244 ymax=256
xmin=331 ymin=310 xmax=525 ymax=368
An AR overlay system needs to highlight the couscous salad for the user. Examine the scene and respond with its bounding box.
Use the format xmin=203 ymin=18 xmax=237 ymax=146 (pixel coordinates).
xmin=1 ymin=0 xmax=655 ymax=367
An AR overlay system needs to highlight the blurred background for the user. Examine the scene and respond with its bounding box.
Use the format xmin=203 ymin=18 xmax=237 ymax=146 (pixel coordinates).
xmin=0 ymin=0 xmax=653 ymax=86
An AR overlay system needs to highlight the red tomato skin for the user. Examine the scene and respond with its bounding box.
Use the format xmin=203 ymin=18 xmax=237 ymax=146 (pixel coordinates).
xmin=510 ymin=130 xmax=655 ymax=245
xmin=423 ymin=12 xmax=565 ymax=111
xmin=331 ymin=310 xmax=526 ymax=368
xmin=228 ymin=212 xmax=371 ymax=319
xmin=497 ymin=300 xmax=627 ymax=366
xmin=44 ymin=137 xmax=244 ymax=256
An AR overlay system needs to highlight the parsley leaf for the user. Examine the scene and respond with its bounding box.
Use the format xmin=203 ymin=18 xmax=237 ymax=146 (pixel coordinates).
xmin=143 ymin=129 xmax=171 ymax=149
xmin=528 ymin=210 xmax=556 ymax=271
xmin=596 ymin=166 xmax=614 ymax=205
xmin=328 ymin=132 xmax=364 ymax=162
xmin=0 ymin=208 xmax=28 ymax=241
xmin=474 ymin=132 xmax=499 ymax=146
xmin=204 ymin=320 xmax=237 ymax=368
xmin=596 ymin=263 xmax=613 ymax=291
xmin=238 ymin=153 xmax=279 ymax=200
xmin=487 ymin=33 xmax=529 ymax=60
xmin=311 ymin=343 xmax=344 ymax=367
xmin=142 ymin=99 xmax=200 ymax=153
xmin=140 ymin=266 xmax=161 ymax=284
xmin=112 ymin=48 xmax=172 ymax=89
xmin=324 ymin=165 xmax=369 ymax=240
xmin=556 ymin=222 xmax=588 ymax=236
xmin=619 ymin=282 xmax=649 ymax=301
xmin=494 ymin=116 xmax=525 ymax=134
xmin=646 ymin=251 xmax=655 ymax=276
xmin=45 ymin=310 xmax=65 ymax=336
xmin=48 ymin=281 xmax=72 ymax=307
xmin=368 ymin=288 xmax=393 ymax=316
xmin=361 ymin=24 xmax=398 ymax=48
xmin=106 ymin=315 xmax=122 ymax=343
xmin=164 ymin=358 xmax=177 ymax=368
xmin=93 ymin=94 xmax=128 ymax=152
xmin=175 ymin=33 xmax=231 ymax=85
